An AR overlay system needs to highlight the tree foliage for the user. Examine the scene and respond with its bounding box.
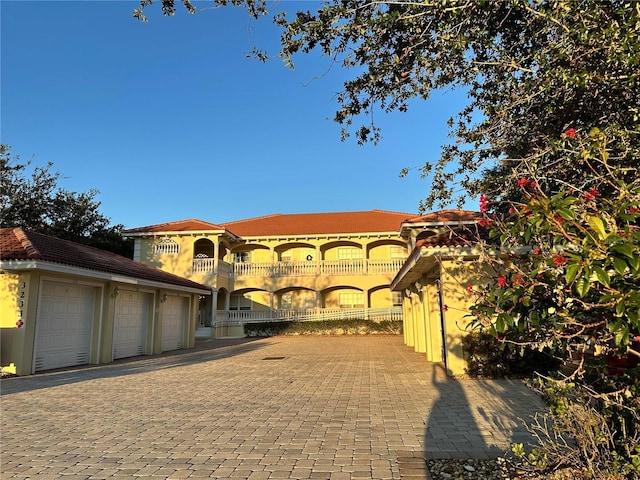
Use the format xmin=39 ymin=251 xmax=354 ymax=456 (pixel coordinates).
xmin=0 ymin=145 xmax=133 ymax=257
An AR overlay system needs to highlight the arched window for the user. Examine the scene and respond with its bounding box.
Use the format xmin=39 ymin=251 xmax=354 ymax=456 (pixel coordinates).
xmin=153 ymin=239 xmax=180 ymax=255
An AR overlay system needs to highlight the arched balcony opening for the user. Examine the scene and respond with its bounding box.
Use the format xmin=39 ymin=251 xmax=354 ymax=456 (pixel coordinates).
xmin=231 ymin=244 xmax=271 ymax=277
xmin=366 ymin=240 xmax=408 ymax=274
xmin=191 ymin=238 xmax=232 ymax=276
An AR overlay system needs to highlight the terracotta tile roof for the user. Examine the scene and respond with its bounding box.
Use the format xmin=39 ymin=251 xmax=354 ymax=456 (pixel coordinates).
xmin=123 ymin=219 xmax=227 ymax=234
xmin=404 ymin=209 xmax=482 ymax=224
xmin=0 ymin=228 xmax=210 ymax=292
xmin=220 ymin=210 xmax=416 ymax=237
xmin=416 ymin=224 xmax=491 ymax=248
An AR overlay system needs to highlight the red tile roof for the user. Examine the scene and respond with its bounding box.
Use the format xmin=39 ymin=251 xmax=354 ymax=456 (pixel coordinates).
xmin=416 ymin=224 xmax=490 ymax=248
xmin=404 ymin=209 xmax=481 ymax=224
xmin=220 ymin=210 xmax=416 ymax=237
xmin=0 ymin=228 xmax=210 ymax=292
xmin=123 ymin=219 xmax=227 ymax=234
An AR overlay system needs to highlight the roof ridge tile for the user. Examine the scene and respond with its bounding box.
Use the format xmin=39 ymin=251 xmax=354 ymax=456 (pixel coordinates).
xmin=13 ymin=227 xmax=42 ymax=259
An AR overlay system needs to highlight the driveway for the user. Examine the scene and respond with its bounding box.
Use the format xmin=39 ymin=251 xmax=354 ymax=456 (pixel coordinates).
xmin=0 ymin=335 xmax=545 ymax=479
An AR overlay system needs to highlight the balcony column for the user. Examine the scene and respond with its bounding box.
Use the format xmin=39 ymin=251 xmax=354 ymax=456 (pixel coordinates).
xmin=270 ymin=248 xmax=275 ymax=276
xmin=363 ymin=244 xmax=368 ymax=274
xmin=213 ymin=241 xmax=220 ymax=275
xmin=225 ymin=290 xmax=231 ymax=310
xmin=364 ymin=289 xmax=369 ymax=320
xmin=269 ymin=292 xmax=275 ymax=319
xmin=315 ymin=291 xmax=322 ymax=318
xmin=210 ymin=289 xmax=218 ymax=326
xmin=316 ymin=246 xmax=321 ymax=274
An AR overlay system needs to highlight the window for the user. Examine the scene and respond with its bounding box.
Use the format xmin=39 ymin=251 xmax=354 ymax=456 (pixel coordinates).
xmin=339 ymin=292 xmax=364 ymax=308
xmin=280 ymin=293 xmax=293 ymax=309
xmin=301 ymin=291 xmax=316 ymax=309
xmin=153 ymin=239 xmax=180 ymax=255
xmin=390 ymin=245 xmax=407 ymax=258
xmin=233 ymin=252 xmax=250 ymax=263
xmin=280 ymin=250 xmax=292 ymax=262
xmin=392 ymin=291 xmax=403 ymax=307
xmin=338 ymin=247 xmax=363 ymax=260
xmin=229 ymin=294 xmax=251 ymax=311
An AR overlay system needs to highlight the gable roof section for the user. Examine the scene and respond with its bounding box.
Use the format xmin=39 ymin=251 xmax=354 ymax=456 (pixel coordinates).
xmin=403 ymin=209 xmax=481 ymax=224
xmin=416 ymin=224 xmax=490 ymax=249
xmin=123 ymin=219 xmax=228 ymax=235
xmin=0 ymin=228 xmax=210 ymax=292
xmin=220 ymin=210 xmax=415 ymax=237
xmin=391 ymin=224 xmax=490 ymax=291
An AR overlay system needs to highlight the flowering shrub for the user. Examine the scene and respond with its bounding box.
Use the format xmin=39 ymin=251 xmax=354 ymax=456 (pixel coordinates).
xmin=469 ymin=128 xmax=640 ymax=477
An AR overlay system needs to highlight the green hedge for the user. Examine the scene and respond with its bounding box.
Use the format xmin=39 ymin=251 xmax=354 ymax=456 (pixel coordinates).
xmin=244 ymin=319 xmax=403 ymax=337
xmin=463 ymin=331 xmax=560 ymax=378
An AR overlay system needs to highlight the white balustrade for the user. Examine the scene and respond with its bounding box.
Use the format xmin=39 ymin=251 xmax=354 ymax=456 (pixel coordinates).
xmin=214 ymin=307 xmax=402 ymax=327
xmin=192 ymin=257 xmax=215 ymax=273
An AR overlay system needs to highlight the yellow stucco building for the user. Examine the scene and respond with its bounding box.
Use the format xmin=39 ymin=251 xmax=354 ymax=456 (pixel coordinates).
xmin=1 ymin=228 xmax=211 ymax=376
xmin=124 ymin=209 xmax=484 ymax=376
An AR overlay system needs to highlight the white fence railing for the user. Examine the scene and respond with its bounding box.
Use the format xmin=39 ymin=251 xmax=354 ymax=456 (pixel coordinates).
xmin=231 ymin=258 xmax=406 ymax=278
xmin=214 ymin=307 xmax=402 ymax=327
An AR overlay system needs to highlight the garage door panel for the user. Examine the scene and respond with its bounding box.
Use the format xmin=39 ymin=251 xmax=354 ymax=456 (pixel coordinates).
xmin=35 ymin=281 xmax=95 ymax=372
xmin=162 ymin=296 xmax=187 ymax=352
xmin=113 ymin=291 xmax=150 ymax=359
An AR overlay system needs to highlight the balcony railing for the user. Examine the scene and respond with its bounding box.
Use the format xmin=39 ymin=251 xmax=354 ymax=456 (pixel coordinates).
xmin=230 ymin=258 xmax=406 ymax=278
xmin=214 ymin=307 xmax=403 ymax=327
xmin=192 ymin=258 xmax=231 ymax=275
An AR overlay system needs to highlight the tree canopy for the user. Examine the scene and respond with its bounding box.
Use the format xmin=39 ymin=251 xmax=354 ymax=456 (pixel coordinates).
xmin=0 ymin=145 xmax=133 ymax=257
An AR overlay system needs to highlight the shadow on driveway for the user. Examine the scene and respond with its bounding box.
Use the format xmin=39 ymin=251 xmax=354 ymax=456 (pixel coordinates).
xmin=0 ymin=337 xmax=270 ymax=396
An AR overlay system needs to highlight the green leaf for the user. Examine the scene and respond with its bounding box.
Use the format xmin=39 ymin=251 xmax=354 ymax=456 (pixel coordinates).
xmin=616 ymin=300 xmax=625 ymax=317
xmin=587 ymin=216 xmax=607 ymax=240
xmin=592 ymin=266 xmax=610 ymax=287
xmin=574 ymin=276 xmax=590 ymax=297
xmin=565 ymin=263 xmax=580 ymax=284
xmin=557 ymin=208 xmax=575 ymax=220
xmin=613 ymin=257 xmax=628 ymax=275
xmin=613 ymin=243 xmax=634 ymax=259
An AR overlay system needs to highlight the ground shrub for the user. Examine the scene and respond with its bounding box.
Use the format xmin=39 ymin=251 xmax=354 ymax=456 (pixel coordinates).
xmin=463 ymin=331 xmax=560 ymax=378
xmin=244 ymin=319 xmax=403 ymax=337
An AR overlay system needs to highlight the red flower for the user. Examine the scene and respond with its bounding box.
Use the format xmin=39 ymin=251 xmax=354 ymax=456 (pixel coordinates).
xmin=517 ymin=178 xmax=529 ymax=188
xmin=584 ymin=188 xmax=600 ymax=201
xmin=564 ymin=128 xmax=577 ymax=139
xmin=466 ymin=283 xmax=474 ymax=294
xmin=553 ymin=254 xmax=568 ymax=266
xmin=497 ymin=275 xmax=507 ymax=287
xmin=479 ymin=194 xmax=489 ymax=213
xmin=514 ymin=273 xmax=523 ymax=285
xmin=478 ymin=218 xmax=491 ymax=227
xmin=441 ymin=305 xmax=449 ymax=312
xmin=508 ymin=206 xmax=516 ymax=214
xmin=532 ymin=247 xmax=541 ymax=255
xmin=629 ymin=207 xmax=640 ymax=214
xmin=529 ymin=181 xmax=538 ymax=190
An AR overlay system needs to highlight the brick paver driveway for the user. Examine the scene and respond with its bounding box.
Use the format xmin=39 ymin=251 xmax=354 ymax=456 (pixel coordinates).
xmin=1 ymin=336 xmax=545 ymax=479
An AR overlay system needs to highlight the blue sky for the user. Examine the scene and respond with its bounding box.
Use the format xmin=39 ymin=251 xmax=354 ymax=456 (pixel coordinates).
xmin=2 ymin=0 xmax=475 ymax=229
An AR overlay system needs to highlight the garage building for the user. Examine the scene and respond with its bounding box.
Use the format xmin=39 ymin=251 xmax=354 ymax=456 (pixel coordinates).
xmin=0 ymin=228 xmax=211 ymax=376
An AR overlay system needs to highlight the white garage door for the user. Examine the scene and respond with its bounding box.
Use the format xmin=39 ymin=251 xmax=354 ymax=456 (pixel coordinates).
xmin=34 ymin=281 xmax=96 ymax=372
xmin=162 ymin=296 xmax=188 ymax=352
xmin=113 ymin=291 xmax=151 ymax=359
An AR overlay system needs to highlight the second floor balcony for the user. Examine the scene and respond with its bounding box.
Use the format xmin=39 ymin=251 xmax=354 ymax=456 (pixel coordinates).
xmin=229 ymin=258 xmax=406 ymax=278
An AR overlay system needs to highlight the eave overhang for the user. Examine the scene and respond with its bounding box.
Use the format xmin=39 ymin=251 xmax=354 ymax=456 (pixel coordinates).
xmin=0 ymin=260 xmax=213 ymax=296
